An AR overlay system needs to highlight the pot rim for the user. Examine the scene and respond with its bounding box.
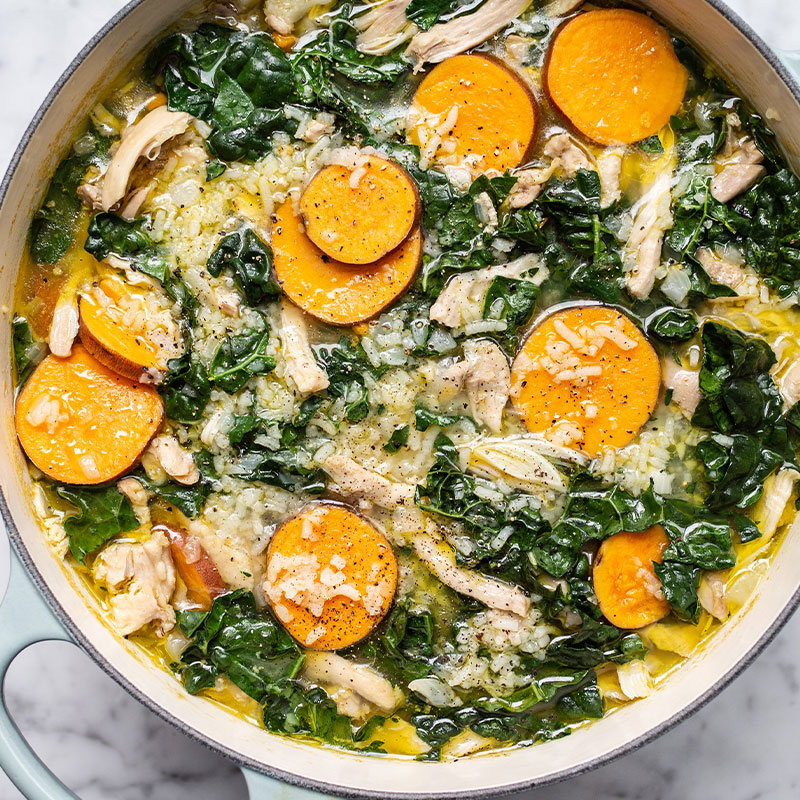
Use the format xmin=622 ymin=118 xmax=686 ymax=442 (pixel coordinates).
xmin=2 ymin=1 xmax=799 ymax=797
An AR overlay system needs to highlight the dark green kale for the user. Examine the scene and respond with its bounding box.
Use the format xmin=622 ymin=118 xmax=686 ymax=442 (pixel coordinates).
xmin=227 ymin=395 xmax=326 ymax=494
xmin=414 ymin=403 xmax=472 ymax=431
xmin=55 ymin=485 xmax=139 ymax=564
xmin=208 ymin=320 xmax=276 ymax=393
xmin=643 ymin=307 xmax=699 ymax=342
xmin=383 ymin=425 xmax=411 ymax=452
xmin=692 ymin=322 xmax=795 ymax=510
xmin=318 ymin=337 xmax=389 ymax=422
xmin=176 ymin=589 xmax=304 ymax=697
xmin=160 ymin=346 xmax=212 ymax=423
xmin=147 ymin=24 xmax=297 ymax=161
xmin=30 ymin=126 xmax=111 ymax=264
xmin=207 ymin=228 xmax=280 ymax=306
xmin=135 ymin=451 xmax=219 ymax=518
xmin=482 ymin=275 xmax=541 ymax=352
xmin=84 ymin=212 xmax=197 ymax=312
xmin=12 ymin=317 xmax=46 ymax=384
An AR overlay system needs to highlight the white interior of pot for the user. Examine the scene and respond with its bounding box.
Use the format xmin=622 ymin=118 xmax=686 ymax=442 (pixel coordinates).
xmin=1 ymin=1 xmax=799 ymax=795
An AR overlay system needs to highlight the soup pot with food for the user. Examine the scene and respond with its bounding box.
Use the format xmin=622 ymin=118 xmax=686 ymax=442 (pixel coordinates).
xmin=2 ymin=0 xmax=800 ymax=797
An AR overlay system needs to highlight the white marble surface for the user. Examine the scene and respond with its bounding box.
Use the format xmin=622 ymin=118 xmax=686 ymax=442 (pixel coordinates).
xmin=1 ymin=1 xmax=800 ymax=798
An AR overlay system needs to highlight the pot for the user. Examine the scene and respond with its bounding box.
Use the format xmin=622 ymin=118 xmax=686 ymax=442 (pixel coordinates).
xmin=1 ymin=2 xmax=799 ymax=798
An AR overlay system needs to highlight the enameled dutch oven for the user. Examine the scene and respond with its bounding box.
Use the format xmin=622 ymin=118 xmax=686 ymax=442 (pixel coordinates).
xmin=1 ymin=2 xmax=800 ymax=798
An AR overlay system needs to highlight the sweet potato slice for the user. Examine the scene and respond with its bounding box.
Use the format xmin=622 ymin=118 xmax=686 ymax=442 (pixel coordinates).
xmin=545 ymin=9 xmax=688 ymax=145
xmin=79 ymin=277 xmax=170 ymax=382
xmin=510 ymin=306 xmax=660 ymax=456
xmin=264 ymin=503 xmax=398 ymax=650
xmin=15 ymin=344 xmax=163 ymax=484
xmin=155 ymin=524 xmax=227 ymax=611
xmin=300 ymin=158 xmax=421 ymax=265
xmin=272 ymin=200 xmax=422 ymax=326
xmin=407 ymin=54 xmax=537 ymax=173
xmin=593 ymin=525 xmax=671 ymax=629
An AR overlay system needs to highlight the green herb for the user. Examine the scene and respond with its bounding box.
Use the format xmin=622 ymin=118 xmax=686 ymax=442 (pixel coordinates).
xmin=209 ymin=322 xmax=276 ymax=393
xmin=638 ymin=134 xmax=665 ymax=154
xmin=12 ymin=317 xmax=46 ymax=384
xmin=414 ymin=404 xmax=473 ymax=431
xmin=206 ymin=160 xmax=227 ymax=181
xmin=207 ymin=227 xmax=280 ymax=306
xmin=176 ymin=589 xmax=304 ymax=697
xmin=383 ymin=425 xmax=410 ymax=453
xmin=55 ymin=485 xmax=139 ymax=564
xmin=30 ymin=126 xmax=110 ymax=263
xmin=319 ymin=337 xmax=389 ymax=422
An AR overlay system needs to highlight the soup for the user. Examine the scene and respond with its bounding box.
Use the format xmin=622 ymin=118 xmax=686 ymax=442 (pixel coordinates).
xmin=12 ymin=0 xmax=800 ymax=760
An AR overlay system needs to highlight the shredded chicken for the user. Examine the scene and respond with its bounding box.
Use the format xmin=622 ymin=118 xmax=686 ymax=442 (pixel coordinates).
xmin=279 ymin=300 xmax=329 ymax=394
xmin=462 ymin=340 xmax=511 ymax=433
xmin=597 ymin=148 xmax=625 ymax=207
xmin=624 ymin=169 xmax=674 ymax=299
xmin=77 ymin=183 xmax=103 ymax=210
xmin=405 ymin=0 xmax=531 ymax=70
xmin=147 ymin=435 xmax=199 ymax=485
xmin=544 ymin=0 xmax=584 ymax=15
xmin=117 ymin=477 xmax=151 ymax=525
xmin=779 ymin=360 xmax=800 ymax=408
xmin=264 ymin=0 xmax=317 ymax=34
xmin=695 ymin=247 xmax=746 ymax=289
xmin=698 ymin=571 xmax=728 ymax=621
xmin=711 ymin=133 xmax=766 ymax=204
xmin=93 ymin=530 xmax=176 ymax=636
xmin=430 ymin=253 xmax=542 ymax=328
xmin=185 ymin=517 xmax=256 ymax=591
xmin=48 ymin=291 xmax=79 ymax=358
xmin=101 ymin=106 xmax=192 ymax=211
xmin=663 ymin=361 xmax=701 ymax=417
xmin=759 ymin=468 xmax=800 ymax=540
xmin=413 ymin=533 xmax=530 ymax=615
xmin=323 ymin=454 xmax=415 ymax=509
xmin=508 ymin=162 xmax=559 ymax=209
xmin=304 ymin=652 xmax=402 ymax=715
xmin=543 ymin=133 xmax=593 ymax=177
xmin=214 ymin=287 xmax=241 ymax=317
xmin=119 ymin=185 xmax=151 ymax=220
xmin=355 ymin=0 xmax=416 ymax=56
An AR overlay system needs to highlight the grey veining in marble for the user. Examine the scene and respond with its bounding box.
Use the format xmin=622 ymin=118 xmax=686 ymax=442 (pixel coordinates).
xmin=1 ymin=1 xmax=800 ymax=798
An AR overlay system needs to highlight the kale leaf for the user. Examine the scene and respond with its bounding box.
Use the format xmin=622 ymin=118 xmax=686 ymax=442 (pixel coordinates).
xmin=12 ymin=317 xmax=46 ymax=384
xmin=160 ymin=347 xmax=212 ymax=423
xmin=176 ymin=589 xmax=304 ymax=698
xmin=55 ymin=485 xmax=139 ymax=564
xmin=30 ymin=126 xmax=111 ymax=264
xmin=207 ymin=228 xmax=280 ymax=306
xmin=208 ymin=321 xmax=276 ymax=393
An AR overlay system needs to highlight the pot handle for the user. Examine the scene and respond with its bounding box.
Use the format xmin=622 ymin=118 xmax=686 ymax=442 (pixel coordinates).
xmin=0 ymin=546 xmax=79 ymax=800
xmin=777 ymin=49 xmax=800 ymax=81
xmin=242 ymin=768 xmax=327 ymax=799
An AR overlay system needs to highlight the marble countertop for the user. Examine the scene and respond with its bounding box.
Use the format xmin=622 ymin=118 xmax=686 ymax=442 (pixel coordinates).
xmin=1 ymin=1 xmax=800 ymax=798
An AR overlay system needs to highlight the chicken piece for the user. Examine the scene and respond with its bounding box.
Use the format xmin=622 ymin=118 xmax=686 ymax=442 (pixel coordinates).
xmin=624 ymin=169 xmax=674 ymax=299
xmin=616 ymin=660 xmax=653 ymax=700
xmin=413 ymin=534 xmax=530 ymax=615
xmin=597 ymin=147 xmax=625 ymax=207
xmin=759 ymin=468 xmax=799 ymax=540
xmin=77 ymin=182 xmax=103 ymax=210
xmin=695 ymin=247 xmax=746 ymax=289
xmin=93 ymin=530 xmax=176 ymax=636
xmin=117 ymin=476 xmax=151 ymax=525
xmin=462 ymin=340 xmax=511 ymax=433
xmin=711 ymin=138 xmax=766 ymax=204
xmin=279 ymin=300 xmax=329 ymax=394
xmin=543 ymin=133 xmax=593 ymax=177
xmin=779 ymin=359 xmax=800 ymax=408
xmin=101 ymin=106 xmax=192 ymax=211
xmin=508 ymin=162 xmax=559 ymax=209
xmin=698 ymin=570 xmax=728 ymax=621
xmin=264 ymin=0 xmax=317 ymax=34
xmin=544 ymin=0 xmax=584 ymax=14
xmin=147 ymin=435 xmax=199 ymax=485
xmin=214 ymin=287 xmax=241 ymax=317
xmin=429 ymin=253 xmax=542 ymax=328
xmin=663 ymin=361 xmax=701 ymax=417
xmin=303 ymin=652 xmax=402 ymax=715
xmin=323 ymin=454 xmax=415 ymax=509
xmin=355 ymin=0 xmax=416 ymax=56
xmin=119 ymin=185 xmax=151 ymax=220
xmin=405 ymin=0 xmax=531 ymax=70
xmin=48 ymin=291 xmax=79 ymax=358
